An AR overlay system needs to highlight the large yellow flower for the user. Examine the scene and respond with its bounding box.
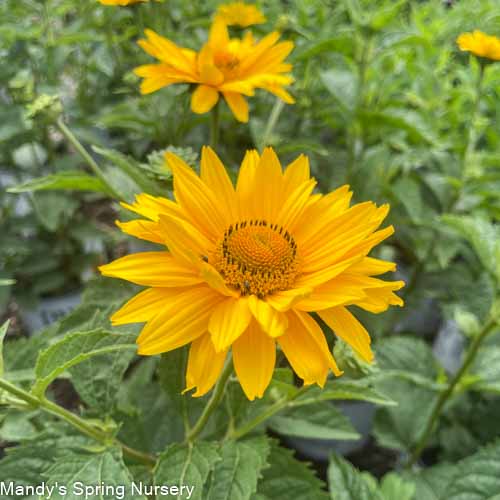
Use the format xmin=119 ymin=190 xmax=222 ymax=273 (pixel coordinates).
xmin=216 ymin=2 xmax=266 ymax=27
xmin=99 ymin=0 xmax=146 ymax=5
xmin=99 ymin=147 xmax=404 ymax=400
xmin=457 ymin=30 xmax=500 ymax=61
xmin=133 ymin=18 xmax=294 ymax=123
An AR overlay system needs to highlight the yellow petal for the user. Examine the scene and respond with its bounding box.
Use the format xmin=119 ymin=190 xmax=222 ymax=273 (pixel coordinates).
xmin=233 ymin=320 xmax=275 ymax=400
xmin=99 ymin=252 xmax=202 ymax=287
xmin=208 ymin=297 xmax=252 ymax=352
xmin=208 ymin=17 xmax=230 ymax=49
xmin=121 ymin=193 xmax=182 ymax=222
xmin=111 ymin=288 xmax=178 ymax=326
xmin=236 ymin=149 xmax=261 ymax=219
xmin=248 ymin=295 xmax=288 ymax=337
xmin=275 ymin=179 xmax=316 ymax=232
xmin=223 ymin=92 xmax=249 ymax=123
xmin=283 ymin=154 xmax=310 ymax=199
xmin=166 ymin=151 xmax=228 ymax=241
xmin=116 ymin=219 xmax=165 ymax=245
xmin=191 ymin=84 xmax=220 ymax=114
xmin=319 ymin=306 xmax=374 ymax=363
xmin=278 ymin=310 xmax=341 ymax=387
xmin=199 ymin=261 xmax=238 ymax=297
xmin=352 ymin=280 xmax=405 ymax=313
xmin=347 ymin=257 xmax=397 ymax=276
xmin=266 ymin=287 xmax=312 ymax=312
xmin=185 ymin=333 xmax=227 ymax=397
xmin=137 ymin=286 xmax=223 ymax=355
xmin=200 ymin=146 xmax=237 ymax=222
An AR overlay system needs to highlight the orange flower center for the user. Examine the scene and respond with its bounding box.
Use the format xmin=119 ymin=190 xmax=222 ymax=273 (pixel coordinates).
xmin=212 ymin=220 xmax=300 ymax=298
xmin=214 ymin=50 xmax=240 ymax=75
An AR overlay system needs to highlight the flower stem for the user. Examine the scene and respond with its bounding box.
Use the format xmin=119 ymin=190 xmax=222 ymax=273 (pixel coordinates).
xmin=227 ymin=384 xmax=312 ymax=441
xmin=210 ymin=103 xmax=220 ymax=149
xmin=407 ymin=317 xmax=498 ymax=467
xmin=0 ymin=377 xmax=156 ymax=467
xmin=56 ymin=117 xmax=122 ymax=200
xmin=260 ymin=98 xmax=284 ymax=150
xmin=185 ymin=360 xmax=233 ymax=442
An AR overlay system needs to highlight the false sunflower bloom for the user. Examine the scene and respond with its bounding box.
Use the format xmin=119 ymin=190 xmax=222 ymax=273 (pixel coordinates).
xmin=457 ymin=30 xmax=500 ymax=61
xmin=216 ymin=2 xmax=267 ymax=27
xmin=99 ymin=0 xmax=146 ymax=5
xmin=99 ymin=148 xmax=404 ymax=400
xmin=134 ymin=17 xmax=294 ymax=123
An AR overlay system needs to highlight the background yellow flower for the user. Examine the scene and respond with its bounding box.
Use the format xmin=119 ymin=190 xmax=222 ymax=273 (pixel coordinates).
xmin=99 ymin=0 xmax=146 ymax=4
xmin=457 ymin=30 xmax=500 ymax=61
xmin=99 ymin=147 xmax=404 ymax=400
xmin=134 ymin=18 xmax=294 ymax=122
xmin=216 ymin=2 xmax=267 ymax=27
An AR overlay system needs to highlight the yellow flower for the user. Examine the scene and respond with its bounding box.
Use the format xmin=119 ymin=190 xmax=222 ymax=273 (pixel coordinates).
xmin=216 ymin=2 xmax=266 ymax=27
xmin=99 ymin=0 xmax=146 ymax=5
xmin=457 ymin=30 xmax=500 ymax=61
xmin=133 ymin=18 xmax=294 ymax=123
xmin=99 ymin=147 xmax=404 ymax=400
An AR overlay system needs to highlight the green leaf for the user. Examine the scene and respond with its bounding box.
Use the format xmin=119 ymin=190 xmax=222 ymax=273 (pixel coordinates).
xmin=206 ymin=437 xmax=270 ymax=500
xmin=321 ymin=69 xmax=358 ymax=114
xmin=7 ymin=171 xmax=111 ymax=195
xmin=93 ymin=145 xmax=162 ymax=196
xmin=252 ymin=441 xmax=328 ymax=500
xmin=469 ymin=345 xmax=500 ymax=393
xmin=0 ymin=320 xmax=10 ymax=377
xmin=392 ymin=177 xmax=423 ymax=224
xmin=328 ymin=454 xmax=382 ymax=500
xmin=379 ymin=473 xmax=415 ymax=500
xmin=269 ymin=402 xmax=360 ymax=440
xmin=154 ymin=442 xmax=220 ymax=500
xmin=44 ymin=448 xmax=146 ymax=500
xmin=32 ymin=328 xmax=136 ymax=397
xmin=441 ymin=215 xmax=499 ymax=279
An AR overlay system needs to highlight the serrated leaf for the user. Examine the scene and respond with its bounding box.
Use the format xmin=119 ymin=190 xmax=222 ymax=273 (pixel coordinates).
xmin=269 ymin=402 xmax=360 ymax=440
xmin=32 ymin=328 xmax=136 ymax=397
xmin=7 ymin=172 xmax=111 ymax=194
xmin=154 ymin=442 xmax=220 ymax=500
xmin=44 ymin=448 xmax=146 ymax=500
xmin=328 ymin=454 xmax=382 ymax=500
xmin=469 ymin=346 xmax=500 ymax=393
xmin=206 ymin=437 xmax=270 ymax=500
xmin=251 ymin=441 xmax=328 ymax=500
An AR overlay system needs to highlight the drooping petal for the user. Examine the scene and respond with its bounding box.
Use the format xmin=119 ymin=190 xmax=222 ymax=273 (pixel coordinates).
xmin=233 ymin=320 xmax=276 ymax=400
xmin=208 ymin=297 xmax=252 ymax=352
xmin=116 ymin=219 xmax=165 ymax=245
xmin=278 ymin=310 xmax=341 ymax=387
xmin=248 ymin=295 xmax=288 ymax=337
xmin=191 ymin=84 xmax=220 ymax=114
xmin=99 ymin=252 xmax=202 ymax=287
xmin=137 ymin=286 xmax=223 ymax=355
xmin=352 ymin=280 xmax=405 ymax=313
xmin=223 ymin=92 xmax=249 ymax=123
xmin=185 ymin=333 xmax=227 ymax=397
xmin=319 ymin=306 xmax=374 ymax=363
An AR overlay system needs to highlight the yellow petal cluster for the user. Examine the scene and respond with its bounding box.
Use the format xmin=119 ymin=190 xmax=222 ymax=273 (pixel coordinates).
xmin=216 ymin=2 xmax=266 ymax=27
xmin=134 ymin=17 xmax=294 ymax=122
xmin=100 ymin=147 xmax=404 ymax=401
xmin=457 ymin=30 xmax=500 ymax=61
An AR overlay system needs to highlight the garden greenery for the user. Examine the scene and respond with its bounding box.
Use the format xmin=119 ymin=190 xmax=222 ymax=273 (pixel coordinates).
xmin=0 ymin=0 xmax=500 ymax=499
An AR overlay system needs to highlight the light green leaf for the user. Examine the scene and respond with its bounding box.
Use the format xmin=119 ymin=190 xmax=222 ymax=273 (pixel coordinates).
xmin=392 ymin=177 xmax=423 ymax=224
xmin=269 ymin=402 xmax=360 ymax=440
xmin=379 ymin=473 xmax=415 ymax=500
xmin=32 ymin=328 xmax=136 ymax=397
xmin=469 ymin=345 xmax=500 ymax=393
xmin=206 ymin=437 xmax=270 ymax=500
xmin=7 ymin=171 xmax=111 ymax=194
xmin=321 ymin=69 xmax=358 ymax=114
xmin=251 ymin=441 xmax=328 ymax=500
xmin=328 ymin=454 xmax=382 ymax=500
xmin=0 ymin=320 xmax=10 ymax=378
xmin=44 ymin=448 xmax=146 ymax=500
xmin=154 ymin=442 xmax=220 ymax=500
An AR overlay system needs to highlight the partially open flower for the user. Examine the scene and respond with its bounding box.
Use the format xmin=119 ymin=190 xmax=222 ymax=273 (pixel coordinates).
xmin=134 ymin=17 xmax=294 ymax=122
xmin=100 ymin=147 xmax=404 ymax=400
xmin=457 ymin=30 xmax=500 ymax=61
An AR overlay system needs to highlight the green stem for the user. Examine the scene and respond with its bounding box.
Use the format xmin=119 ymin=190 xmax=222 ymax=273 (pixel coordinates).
xmin=259 ymin=98 xmax=284 ymax=150
xmin=185 ymin=361 xmax=233 ymax=442
xmin=0 ymin=378 xmax=156 ymax=467
xmin=228 ymin=385 xmax=312 ymax=441
xmin=209 ymin=103 xmax=220 ymax=149
xmin=56 ymin=117 xmax=122 ymax=200
xmin=407 ymin=317 xmax=498 ymax=467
